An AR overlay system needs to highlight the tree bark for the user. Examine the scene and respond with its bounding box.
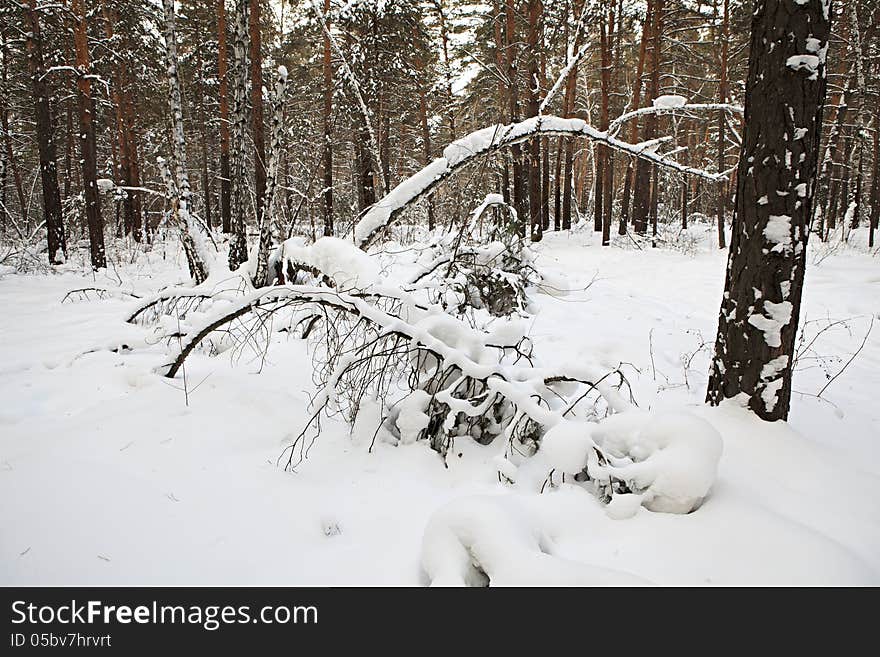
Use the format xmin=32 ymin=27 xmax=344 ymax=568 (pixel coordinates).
xmin=707 ymin=0 xmax=831 ymax=421
xmin=505 ymin=0 xmax=526 ymax=235
xmin=526 ymin=0 xmax=543 ymax=243
xmin=632 ymin=0 xmax=664 ymax=235
xmin=249 ymin=0 xmax=266 ymax=226
xmin=620 ymin=0 xmax=654 ymax=235
xmin=24 ymin=0 xmax=65 ymax=262
xmin=72 ymin=0 xmax=104 ymax=269
xmin=228 ymin=0 xmax=250 ymax=270
xmin=716 ymin=0 xmax=730 ymax=249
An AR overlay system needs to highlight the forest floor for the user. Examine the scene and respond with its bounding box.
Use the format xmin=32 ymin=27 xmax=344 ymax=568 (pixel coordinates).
xmin=1 ymin=224 xmax=878 ymax=585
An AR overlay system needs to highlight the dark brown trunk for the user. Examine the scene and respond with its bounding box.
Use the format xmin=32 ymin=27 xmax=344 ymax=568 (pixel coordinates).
xmin=707 ymin=0 xmax=831 ymax=421
xmin=620 ymin=0 xmax=654 ymax=235
xmin=25 ymin=0 xmax=66 ymax=263
xmin=73 ymin=0 xmax=104 ymax=269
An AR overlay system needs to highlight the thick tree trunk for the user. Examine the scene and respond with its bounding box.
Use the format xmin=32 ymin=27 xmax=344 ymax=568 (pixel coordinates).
xmin=707 ymin=0 xmax=831 ymax=421
xmin=73 ymin=0 xmax=104 ymax=270
xmin=24 ymin=0 xmax=65 ymax=263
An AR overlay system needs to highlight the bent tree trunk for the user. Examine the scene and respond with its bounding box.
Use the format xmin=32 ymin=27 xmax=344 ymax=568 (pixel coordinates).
xmin=706 ymin=0 xmax=831 ymax=421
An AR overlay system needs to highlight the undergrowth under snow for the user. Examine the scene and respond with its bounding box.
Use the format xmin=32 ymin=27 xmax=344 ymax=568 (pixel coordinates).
xmin=1 ymin=225 xmax=878 ymax=585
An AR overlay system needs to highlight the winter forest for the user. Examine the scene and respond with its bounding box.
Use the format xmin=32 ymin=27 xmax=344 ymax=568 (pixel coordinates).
xmin=0 ymin=0 xmax=878 ymax=586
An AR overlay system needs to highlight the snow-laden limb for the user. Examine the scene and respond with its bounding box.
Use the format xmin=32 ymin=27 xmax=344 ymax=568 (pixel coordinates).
xmin=421 ymin=495 xmax=651 ymax=586
xmin=274 ymin=236 xmax=381 ymax=290
xmin=158 ymin=282 xmax=632 ymax=471
xmin=350 ymin=115 xmax=729 ymax=250
xmin=607 ymin=102 xmax=744 ymax=138
xmin=539 ymin=40 xmax=591 ymax=115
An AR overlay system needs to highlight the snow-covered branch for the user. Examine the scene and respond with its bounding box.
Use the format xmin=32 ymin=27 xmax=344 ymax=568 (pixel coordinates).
xmin=607 ymin=101 xmax=744 ymax=138
xmin=351 ymin=115 xmax=729 ymax=250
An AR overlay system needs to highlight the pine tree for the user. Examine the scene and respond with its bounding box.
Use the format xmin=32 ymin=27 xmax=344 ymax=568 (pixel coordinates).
xmin=707 ymin=0 xmax=832 ymax=421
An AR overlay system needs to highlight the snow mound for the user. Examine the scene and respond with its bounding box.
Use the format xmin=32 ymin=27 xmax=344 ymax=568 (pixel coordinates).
xmin=413 ymin=313 xmax=489 ymax=364
xmin=592 ymin=411 xmax=723 ymax=514
xmin=540 ymin=420 xmax=594 ymax=474
xmin=421 ymin=495 xmax=650 ymax=586
xmin=280 ymin=236 xmax=380 ymax=289
xmin=395 ymin=390 xmax=431 ymax=444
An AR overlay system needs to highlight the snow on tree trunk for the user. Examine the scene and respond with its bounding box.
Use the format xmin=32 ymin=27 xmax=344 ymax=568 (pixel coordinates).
xmin=162 ymin=0 xmax=211 ymax=284
xmin=228 ymin=0 xmax=251 ymax=271
xmin=706 ymin=0 xmax=831 ymax=421
xmin=252 ymin=66 xmax=288 ymax=287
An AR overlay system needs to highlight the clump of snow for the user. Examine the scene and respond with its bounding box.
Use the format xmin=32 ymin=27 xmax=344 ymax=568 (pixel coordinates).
xmin=540 ymin=420 xmax=594 ymax=474
xmin=395 ymin=390 xmax=431 ymax=444
xmin=281 ymin=236 xmax=380 ymax=289
xmin=747 ymin=300 xmax=793 ymax=348
xmin=413 ymin=313 xmax=489 ymax=364
xmin=605 ymin=493 xmax=643 ymax=520
xmin=653 ymin=94 xmax=687 ymax=109
xmin=763 ymin=215 xmax=792 ymax=251
xmin=484 ymin=319 xmax=527 ymax=347
xmin=96 ymin=178 xmax=115 ymax=193
xmin=591 ymin=411 xmax=723 ymax=514
xmin=786 ymin=55 xmax=820 ymax=80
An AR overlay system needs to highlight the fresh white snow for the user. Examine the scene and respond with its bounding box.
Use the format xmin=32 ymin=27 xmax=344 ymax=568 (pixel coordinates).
xmin=1 ymin=228 xmax=878 ymax=585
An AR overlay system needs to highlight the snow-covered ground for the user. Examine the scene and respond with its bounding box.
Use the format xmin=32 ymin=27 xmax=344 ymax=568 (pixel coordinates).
xmin=1 ymin=227 xmax=878 ymax=585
